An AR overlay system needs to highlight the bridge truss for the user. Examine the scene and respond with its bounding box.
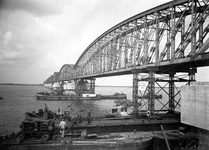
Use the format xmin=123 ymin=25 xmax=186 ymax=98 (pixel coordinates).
xmin=45 ymin=0 xmax=209 ymax=115
xmin=72 ymin=0 xmax=209 ymax=114
xmin=75 ymin=0 xmax=209 ymax=77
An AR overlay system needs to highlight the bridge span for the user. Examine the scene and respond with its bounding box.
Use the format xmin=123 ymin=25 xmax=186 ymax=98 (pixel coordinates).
xmin=44 ymin=0 xmax=209 ymax=115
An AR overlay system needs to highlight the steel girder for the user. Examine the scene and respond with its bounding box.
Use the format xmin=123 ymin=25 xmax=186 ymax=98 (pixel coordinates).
xmin=74 ymin=0 xmax=209 ymax=78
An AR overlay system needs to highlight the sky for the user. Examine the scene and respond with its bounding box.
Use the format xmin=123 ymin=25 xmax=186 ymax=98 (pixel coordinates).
xmin=0 ymin=0 xmax=209 ymax=85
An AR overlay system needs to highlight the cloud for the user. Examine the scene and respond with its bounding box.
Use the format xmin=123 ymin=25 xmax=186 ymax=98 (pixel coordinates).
xmin=3 ymin=31 xmax=12 ymax=45
xmin=0 ymin=0 xmax=66 ymax=17
xmin=40 ymin=54 xmax=65 ymax=70
xmin=1 ymin=0 xmax=207 ymax=84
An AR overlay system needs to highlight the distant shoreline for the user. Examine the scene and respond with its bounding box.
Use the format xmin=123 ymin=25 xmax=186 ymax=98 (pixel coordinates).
xmin=0 ymin=83 xmax=131 ymax=88
xmin=0 ymin=83 xmax=43 ymax=86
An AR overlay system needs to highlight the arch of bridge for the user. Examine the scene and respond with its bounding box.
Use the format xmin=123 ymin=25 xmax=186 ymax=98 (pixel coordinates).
xmin=52 ymin=72 xmax=59 ymax=83
xmin=73 ymin=0 xmax=209 ymax=77
xmin=58 ymin=64 xmax=75 ymax=81
xmin=45 ymin=0 xmax=209 ymax=83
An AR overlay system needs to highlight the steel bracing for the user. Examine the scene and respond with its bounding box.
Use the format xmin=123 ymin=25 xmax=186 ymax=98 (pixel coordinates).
xmin=137 ymin=73 xmax=194 ymax=113
xmin=44 ymin=0 xmax=209 ymax=114
xmin=73 ymin=0 xmax=209 ymax=78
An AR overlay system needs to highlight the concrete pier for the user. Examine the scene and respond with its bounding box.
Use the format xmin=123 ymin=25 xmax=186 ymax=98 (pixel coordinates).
xmin=181 ymin=82 xmax=209 ymax=149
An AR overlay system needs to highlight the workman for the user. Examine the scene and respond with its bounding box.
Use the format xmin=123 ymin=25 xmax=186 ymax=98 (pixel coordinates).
xmin=87 ymin=111 xmax=91 ymax=125
xmin=77 ymin=111 xmax=82 ymax=123
xmin=44 ymin=103 xmax=48 ymax=112
xmin=43 ymin=104 xmax=49 ymax=119
xmin=59 ymin=119 xmax=67 ymax=138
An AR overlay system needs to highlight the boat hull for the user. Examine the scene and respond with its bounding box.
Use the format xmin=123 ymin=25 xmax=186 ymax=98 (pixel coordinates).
xmin=71 ymin=119 xmax=180 ymax=134
xmin=1 ymin=140 xmax=152 ymax=150
xmin=36 ymin=93 xmax=126 ymax=101
xmin=153 ymin=130 xmax=198 ymax=150
xmin=0 ymin=132 xmax=153 ymax=150
xmin=36 ymin=94 xmax=101 ymax=101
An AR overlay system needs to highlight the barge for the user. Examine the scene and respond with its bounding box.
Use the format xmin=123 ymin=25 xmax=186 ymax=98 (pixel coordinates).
xmin=0 ymin=131 xmax=153 ymax=150
xmin=24 ymin=107 xmax=181 ymax=134
xmin=0 ymin=104 xmax=198 ymax=150
xmin=36 ymin=92 xmax=126 ymax=101
xmin=0 ymin=112 xmax=197 ymax=150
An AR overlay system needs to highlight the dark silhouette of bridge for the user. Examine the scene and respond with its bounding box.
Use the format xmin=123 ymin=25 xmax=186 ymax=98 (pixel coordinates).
xmin=44 ymin=0 xmax=209 ymax=114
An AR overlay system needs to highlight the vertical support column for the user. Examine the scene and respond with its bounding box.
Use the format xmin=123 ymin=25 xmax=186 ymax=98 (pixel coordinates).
xmin=113 ymin=39 xmax=118 ymax=70
xmin=169 ymin=72 xmax=175 ymax=113
xmin=104 ymin=47 xmax=108 ymax=72
xmin=50 ymin=82 xmax=53 ymax=89
xmin=118 ymin=32 xmax=123 ymax=69
xmin=155 ymin=13 xmax=160 ymax=63
xmin=60 ymin=81 xmax=64 ymax=92
xmin=99 ymin=51 xmax=102 ymax=73
xmin=171 ymin=6 xmax=175 ymax=60
xmin=188 ymin=68 xmax=196 ymax=85
xmin=199 ymin=14 xmax=203 ymax=49
xmin=132 ymin=70 xmax=139 ymax=115
xmin=191 ymin=0 xmax=196 ymax=56
xmin=148 ymin=71 xmax=155 ymax=114
xmin=74 ymin=79 xmax=79 ymax=96
xmin=180 ymin=17 xmax=185 ymax=58
xmin=89 ymin=79 xmax=96 ymax=94
xmin=93 ymin=55 xmax=97 ymax=74
xmin=167 ymin=19 xmax=171 ymax=60
xmin=144 ymin=16 xmax=149 ymax=64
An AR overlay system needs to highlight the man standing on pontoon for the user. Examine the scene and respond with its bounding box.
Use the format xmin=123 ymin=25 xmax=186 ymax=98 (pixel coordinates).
xmin=59 ymin=118 xmax=67 ymax=138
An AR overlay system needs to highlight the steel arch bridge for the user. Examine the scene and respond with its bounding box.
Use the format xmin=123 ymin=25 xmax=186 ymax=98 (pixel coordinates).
xmin=74 ymin=0 xmax=209 ymax=79
xmin=44 ymin=0 xmax=209 ymax=114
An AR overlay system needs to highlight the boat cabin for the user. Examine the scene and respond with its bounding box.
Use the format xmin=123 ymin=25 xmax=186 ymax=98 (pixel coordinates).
xmin=110 ymin=106 xmax=122 ymax=115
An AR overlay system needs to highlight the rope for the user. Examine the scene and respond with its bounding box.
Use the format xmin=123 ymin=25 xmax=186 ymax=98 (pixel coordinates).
xmin=96 ymin=78 xmax=107 ymax=86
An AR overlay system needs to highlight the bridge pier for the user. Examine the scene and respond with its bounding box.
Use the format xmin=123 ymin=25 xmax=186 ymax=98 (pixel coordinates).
xmin=89 ymin=79 xmax=96 ymax=94
xmin=74 ymin=79 xmax=96 ymax=95
xmin=132 ymin=66 xmax=198 ymax=116
xmin=60 ymin=81 xmax=64 ymax=92
xmin=75 ymin=79 xmax=88 ymax=96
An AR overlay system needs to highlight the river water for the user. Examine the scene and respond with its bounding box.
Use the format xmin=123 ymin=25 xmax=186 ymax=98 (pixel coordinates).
xmin=0 ymin=84 xmax=179 ymax=136
xmin=0 ymin=85 xmax=133 ymax=136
